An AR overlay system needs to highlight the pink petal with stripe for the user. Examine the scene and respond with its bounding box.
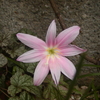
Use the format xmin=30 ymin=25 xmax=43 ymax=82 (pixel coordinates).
xmin=46 ymin=20 xmax=56 ymax=47
xmin=34 ymin=58 xmax=49 ymax=86
xmin=56 ymin=26 xmax=80 ymax=47
xmin=17 ymin=49 xmax=45 ymax=63
xmin=49 ymin=57 xmax=61 ymax=85
xmin=17 ymin=33 xmax=47 ymax=49
xmin=58 ymin=56 xmax=76 ymax=80
xmin=60 ymin=45 xmax=86 ymax=56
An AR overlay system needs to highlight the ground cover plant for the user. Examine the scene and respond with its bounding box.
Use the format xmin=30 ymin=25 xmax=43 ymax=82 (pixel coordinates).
xmin=0 ymin=0 xmax=100 ymax=100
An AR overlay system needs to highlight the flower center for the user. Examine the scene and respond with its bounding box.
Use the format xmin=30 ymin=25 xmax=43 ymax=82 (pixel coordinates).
xmin=45 ymin=47 xmax=59 ymax=65
xmin=48 ymin=48 xmax=55 ymax=55
xmin=46 ymin=47 xmax=58 ymax=56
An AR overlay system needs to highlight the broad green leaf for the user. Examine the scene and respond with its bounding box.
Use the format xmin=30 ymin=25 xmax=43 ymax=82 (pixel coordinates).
xmin=58 ymin=85 xmax=68 ymax=96
xmin=0 ymin=27 xmax=10 ymax=46
xmin=8 ymin=72 xmax=41 ymax=97
xmin=43 ymin=84 xmax=55 ymax=100
xmin=20 ymin=91 xmax=35 ymax=100
xmin=0 ymin=54 xmax=7 ymax=67
xmin=12 ymin=66 xmax=24 ymax=74
xmin=27 ymin=62 xmax=38 ymax=74
xmin=3 ymin=34 xmax=26 ymax=58
xmin=8 ymin=91 xmax=35 ymax=100
xmin=7 ymin=57 xmax=28 ymax=72
xmin=18 ymin=62 xmax=36 ymax=73
xmin=22 ymin=85 xmax=41 ymax=97
xmin=59 ymin=75 xmax=69 ymax=88
xmin=6 ymin=46 xmax=27 ymax=58
xmin=10 ymin=72 xmax=22 ymax=85
xmin=1 ymin=28 xmax=36 ymax=58
xmin=9 ymin=97 xmax=20 ymax=100
xmin=8 ymin=85 xmax=22 ymax=96
xmin=58 ymin=76 xmax=68 ymax=96
xmin=43 ymin=83 xmax=64 ymax=100
xmin=6 ymin=28 xmax=36 ymax=58
xmin=43 ymin=74 xmax=54 ymax=84
xmin=52 ymin=86 xmax=64 ymax=100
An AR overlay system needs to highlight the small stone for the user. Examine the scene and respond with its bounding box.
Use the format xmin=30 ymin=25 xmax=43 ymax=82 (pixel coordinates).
xmin=82 ymin=14 xmax=87 ymax=18
xmin=45 ymin=5 xmax=49 ymax=8
xmin=81 ymin=86 xmax=88 ymax=90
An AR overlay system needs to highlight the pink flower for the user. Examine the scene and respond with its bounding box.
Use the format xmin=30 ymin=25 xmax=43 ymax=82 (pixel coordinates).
xmin=16 ymin=20 xmax=86 ymax=86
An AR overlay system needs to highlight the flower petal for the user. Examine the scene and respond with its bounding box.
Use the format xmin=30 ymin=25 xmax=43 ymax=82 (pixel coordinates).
xmin=17 ymin=33 xmax=47 ymax=49
xmin=34 ymin=58 xmax=49 ymax=86
xmin=46 ymin=20 xmax=56 ymax=47
xmin=56 ymin=26 xmax=80 ymax=47
xmin=49 ymin=57 xmax=61 ymax=85
xmin=60 ymin=45 xmax=87 ymax=56
xmin=58 ymin=56 xmax=76 ymax=80
xmin=16 ymin=49 xmax=45 ymax=63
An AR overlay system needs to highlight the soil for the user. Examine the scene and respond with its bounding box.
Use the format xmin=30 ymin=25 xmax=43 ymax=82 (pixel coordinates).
xmin=0 ymin=0 xmax=100 ymax=86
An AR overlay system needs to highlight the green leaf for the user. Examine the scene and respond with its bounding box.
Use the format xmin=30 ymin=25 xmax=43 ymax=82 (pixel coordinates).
xmin=79 ymin=72 xmax=100 ymax=78
xmin=12 ymin=66 xmax=24 ymax=74
xmin=10 ymin=72 xmax=22 ymax=85
xmin=27 ymin=62 xmax=38 ymax=74
xmin=8 ymin=85 xmax=22 ymax=96
xmin=43 ymin=84 xmax=64 ymax=100
xmin=1 ymin=28 xmax=35 ymax=58
xmin=7 ymin=57 xmax=27 ymax=72
xmin=0 ymin=54 xmax=7 ymax=67
xmin=43 ymin=84 xmax=55 ymax=100
xmin=6 ymin=28 xmax=36 ymax=58
xmin=6 ymin=46 xmax=27 ymax=58
xmin=8 ymin=91 xmax=35 ymax=100
xmin=58 ymin=76 xmax=68 ymax=96
xmin=22 ymin=85 xmax=41 ymax=97
xmin=20 ymin=91 xmax=35 ymax=100
xmin=8 ymin=97 xmax=20 ymax=100
xmin=52 ymin=86 xmax=64 ymax=100
xmin=0 ymin=25 xmax=10 ymax=47
xmin=8 ymin=72 xmax=41 ymax=97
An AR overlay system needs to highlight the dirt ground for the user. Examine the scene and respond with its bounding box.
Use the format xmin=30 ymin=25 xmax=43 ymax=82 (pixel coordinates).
xmin=0 ymin=0 xmax=100 ymax=85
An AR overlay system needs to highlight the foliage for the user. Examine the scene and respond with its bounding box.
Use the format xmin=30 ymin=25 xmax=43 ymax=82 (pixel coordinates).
xmin=2 ymin=28 xmax=36 ymax=58
xmin=0 ymin=28 xmax=100 ymax=100
xmin=8 ymin=71 xmax=41 ymax=97
xmin=0 ymin=54 xmax=7 ymax=67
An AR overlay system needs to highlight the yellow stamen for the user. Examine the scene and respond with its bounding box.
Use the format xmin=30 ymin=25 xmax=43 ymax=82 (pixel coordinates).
xmin=45 ymin=47 xmax=59 ymax=65
xmin=47 ymin=48 xmax=56 ymax=55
